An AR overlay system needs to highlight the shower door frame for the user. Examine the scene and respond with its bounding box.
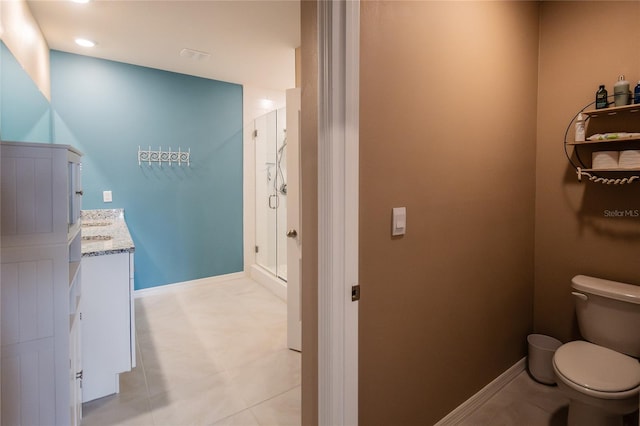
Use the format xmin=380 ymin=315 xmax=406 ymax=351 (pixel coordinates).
xmin=254 ymin=108 xmax=288 ymax=282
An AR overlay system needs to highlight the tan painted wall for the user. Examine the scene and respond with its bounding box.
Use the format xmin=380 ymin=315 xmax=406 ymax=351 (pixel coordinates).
xmin=359 ymin=2 xmax=539 ymax=424
xmin=302 ymin=2 xmax=640 ymax=424
xmin=534 ymin=2 xmax=640 ymax=342
xmin=300 ymin=1 xmax=318 ymax=425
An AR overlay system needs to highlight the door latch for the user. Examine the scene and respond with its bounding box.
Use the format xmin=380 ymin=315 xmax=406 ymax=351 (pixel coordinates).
xmin=351 ymin=285 xmax=360 ymax=302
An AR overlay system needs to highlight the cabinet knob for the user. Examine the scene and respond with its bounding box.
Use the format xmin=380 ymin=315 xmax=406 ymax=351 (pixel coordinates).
xmin=286 ymin=229 xmax=298 ymax=238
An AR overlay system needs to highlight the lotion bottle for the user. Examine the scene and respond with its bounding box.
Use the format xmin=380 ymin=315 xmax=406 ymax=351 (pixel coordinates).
xmin=614 ymin=75 xmax=630 ymax=106
xmin=575 ymin=113 xmax=585 ymax=142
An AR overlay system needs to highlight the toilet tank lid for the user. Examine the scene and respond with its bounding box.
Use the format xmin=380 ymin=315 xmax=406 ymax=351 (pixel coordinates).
xmin=572 ymin=275 xmax=640 ymax=304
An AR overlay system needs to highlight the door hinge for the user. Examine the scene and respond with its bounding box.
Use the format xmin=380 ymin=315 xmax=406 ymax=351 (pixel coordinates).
xmin=351 ymin=285 xmax=360 ymax=302
xmin=253 ymin=129 xmax=258 ymax=138
xmin=255 ymin=245 xmax=259 ymax=253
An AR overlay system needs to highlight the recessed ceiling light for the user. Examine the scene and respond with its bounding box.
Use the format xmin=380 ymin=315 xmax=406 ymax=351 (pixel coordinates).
xmin=75 ymin=38 xmax=96 ymax=48
xmin=71 ymin=0 xmax=91 ymax=3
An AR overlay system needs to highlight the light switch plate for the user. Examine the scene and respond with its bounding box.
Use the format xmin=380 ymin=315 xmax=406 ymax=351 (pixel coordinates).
xmin=392 ymin=207 xmax=406 ymax=236
xmin=103 ymin=190 xmax=113 ymax=203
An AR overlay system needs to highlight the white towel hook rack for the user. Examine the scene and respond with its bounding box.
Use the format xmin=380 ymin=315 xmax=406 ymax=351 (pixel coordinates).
xmin=138 ymin=146 xmax=191 ymax=167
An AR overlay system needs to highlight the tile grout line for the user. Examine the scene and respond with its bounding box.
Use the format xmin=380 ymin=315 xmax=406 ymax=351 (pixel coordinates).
xmin=246 ymin=384 xmax=301 ymax=411
xmin=134 ymin=324 xmax=156 ymax=426
xmin=208 ymin=406 xmax=259 ymax=426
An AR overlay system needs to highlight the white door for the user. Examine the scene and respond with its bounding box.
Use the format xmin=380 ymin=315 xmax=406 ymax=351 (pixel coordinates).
xmin=286 ymin=88 xmax=302 ymax=352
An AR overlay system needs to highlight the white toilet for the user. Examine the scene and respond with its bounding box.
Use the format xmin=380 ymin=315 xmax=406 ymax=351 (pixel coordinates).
xmin=552 ymin=275 xmax=640 ymax=426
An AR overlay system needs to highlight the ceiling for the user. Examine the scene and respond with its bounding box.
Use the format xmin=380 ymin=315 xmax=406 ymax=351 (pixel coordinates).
xmin=27 ymin=0 xmax=300 ymax=91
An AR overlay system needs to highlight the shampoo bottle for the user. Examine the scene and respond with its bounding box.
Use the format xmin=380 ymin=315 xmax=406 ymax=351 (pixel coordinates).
xmin=595 ymin=85 xmax=608 ymax=109
xmin=614 ymin=75 xmax=630 ymax=106
xmin=575 ymin=113 xmax=585 ymax=142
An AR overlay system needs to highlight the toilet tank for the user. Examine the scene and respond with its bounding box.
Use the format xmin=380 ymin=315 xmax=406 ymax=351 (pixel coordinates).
xmin=572 ymin=275 xmax=640 ymax=357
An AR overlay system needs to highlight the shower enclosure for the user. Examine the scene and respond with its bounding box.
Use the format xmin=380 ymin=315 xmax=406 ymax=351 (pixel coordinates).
xmin=254 ymin=108 xmax=287 ymax=281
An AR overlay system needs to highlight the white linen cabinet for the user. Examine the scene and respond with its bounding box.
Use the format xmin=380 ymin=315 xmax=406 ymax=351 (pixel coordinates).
xmin=1 ymin=142 xmax=83 ymax=426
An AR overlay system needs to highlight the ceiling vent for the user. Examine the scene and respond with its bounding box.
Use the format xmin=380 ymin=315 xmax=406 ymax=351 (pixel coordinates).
xmin=179 ymin=48 xmax=211 ymax=61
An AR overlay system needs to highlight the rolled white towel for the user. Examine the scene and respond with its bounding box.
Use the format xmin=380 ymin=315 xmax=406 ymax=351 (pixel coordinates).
xmin=618 ymin=150 xmax=640 ymax=169
xmin=592 ymin=151 xmax=620 ymax=169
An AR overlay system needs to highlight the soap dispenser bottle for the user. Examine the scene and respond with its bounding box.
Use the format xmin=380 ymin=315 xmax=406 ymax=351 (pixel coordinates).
xmin=614 ymin=75 xmax=630 ymax=106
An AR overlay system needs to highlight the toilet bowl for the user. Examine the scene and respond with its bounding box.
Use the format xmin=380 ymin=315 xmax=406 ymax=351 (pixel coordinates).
xmin=552 ymin=341 xmax=640 ymax=426
xmin=552 ymin=275 xmax=640 ymax=426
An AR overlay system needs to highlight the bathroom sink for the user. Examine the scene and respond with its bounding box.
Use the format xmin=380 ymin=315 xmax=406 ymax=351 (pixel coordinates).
xmin=82 ymin=235 xmax=112 ymax=241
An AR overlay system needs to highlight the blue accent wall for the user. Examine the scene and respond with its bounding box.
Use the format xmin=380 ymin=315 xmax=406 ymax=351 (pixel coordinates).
xmin=50 ymin=51 xmax=243 ymax=289
xmin=0 ymin=42 xmax=52 ymax=143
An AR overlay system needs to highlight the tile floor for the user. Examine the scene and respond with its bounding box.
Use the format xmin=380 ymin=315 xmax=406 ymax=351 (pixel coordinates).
xmin=459 ymin=369 xmax=639 ymax=426
xmin=82 ymin=275 xmax=639 ymax=426
xmin=81 ymin=276 xmax=301 ymax=426
xmin=458 ymin=371 xmax=569 ymax=425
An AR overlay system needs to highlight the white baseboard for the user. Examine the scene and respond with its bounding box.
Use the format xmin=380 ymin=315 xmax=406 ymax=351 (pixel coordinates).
xmin=435 ymin=357 xmax=527 ymax=425
xmin=249 ymin=264 xmax=287 ymax=301
xmin=133 ymin=271 xmax=246 ymax=298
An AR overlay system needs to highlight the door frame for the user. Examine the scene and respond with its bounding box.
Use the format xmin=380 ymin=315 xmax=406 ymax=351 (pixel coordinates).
xmin=318 ymin=0 xmax=359 ymax=424
xmin=286 ymin=87 xmax=302 ymax=352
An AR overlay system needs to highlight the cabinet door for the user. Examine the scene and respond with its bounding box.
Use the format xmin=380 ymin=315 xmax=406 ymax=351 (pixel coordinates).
xmin=1 ymin=245 xmax=68 ymax=425
xmin=1 ymin=144 xmax=69 ymax=247
xmin=2 ymin=340 xmax=55 ymax=425
xmin=129 ymin=253 xmax=136 ymax=368
xmin=82 ymin=253 xmax=131 ymax=402
xmin=69 ymin=310 xmax=82 ymax=426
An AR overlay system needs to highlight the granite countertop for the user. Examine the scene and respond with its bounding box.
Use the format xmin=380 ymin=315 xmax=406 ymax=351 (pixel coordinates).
xmin=81 ymin=209 xmax=135 ymax=257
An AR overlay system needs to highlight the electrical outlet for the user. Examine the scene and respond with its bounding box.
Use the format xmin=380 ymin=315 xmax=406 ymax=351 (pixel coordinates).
xmin=103 ymin=190 xmax=112 ymax=203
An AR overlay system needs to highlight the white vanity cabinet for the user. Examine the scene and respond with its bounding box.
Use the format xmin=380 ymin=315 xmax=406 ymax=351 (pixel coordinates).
xmin=81 ymin=251 xmax=135 ymax=402
xmin=1 ymin=142 xmax=83 ymax=426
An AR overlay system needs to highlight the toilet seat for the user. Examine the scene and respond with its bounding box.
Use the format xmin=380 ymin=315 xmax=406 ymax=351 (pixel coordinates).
xmin=554 ymin=341 xmax=640 ymax=393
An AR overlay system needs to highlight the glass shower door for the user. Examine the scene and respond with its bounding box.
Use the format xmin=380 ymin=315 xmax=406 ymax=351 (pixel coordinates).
xmin=254 ymin=108 xmax=287 ymax=281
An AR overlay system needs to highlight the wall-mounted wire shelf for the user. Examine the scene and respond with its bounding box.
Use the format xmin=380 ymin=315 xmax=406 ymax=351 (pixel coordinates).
xmin=138 ymin=146 xmax=190 ymax=167
xmin=564 ymin=102 xmax=640 ymax=185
